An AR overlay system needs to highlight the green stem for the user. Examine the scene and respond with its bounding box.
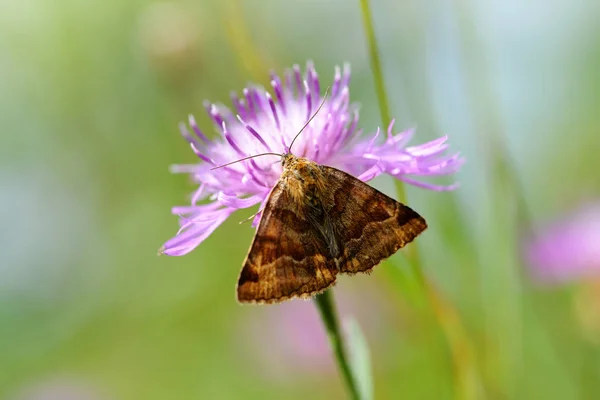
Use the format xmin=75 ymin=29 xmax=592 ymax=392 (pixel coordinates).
xmin=360 ymin=0 xmax=413 ymax=260
xmin=359 ymin=2 xmax=481 ymax=398
xmin=359 ymin=0 xmax=407 ymax=205
xmin=314 ymin=290 xmax=360 ymax=400
xmin=358 ymin=0 xmax=392 ymax=126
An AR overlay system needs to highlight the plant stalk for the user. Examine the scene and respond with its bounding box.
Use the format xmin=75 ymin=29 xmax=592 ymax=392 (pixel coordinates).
xmin=314 ymin=290 xmax=360 ymax=400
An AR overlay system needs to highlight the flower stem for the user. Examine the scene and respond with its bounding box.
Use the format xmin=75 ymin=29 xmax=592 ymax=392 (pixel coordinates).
xmin=314 ymin=290 xmax=360 ymax=400
xmin=359 ymin=0 xmax=407 ymax=204
xmin=358 ymin=0 xmax=392 ymax=126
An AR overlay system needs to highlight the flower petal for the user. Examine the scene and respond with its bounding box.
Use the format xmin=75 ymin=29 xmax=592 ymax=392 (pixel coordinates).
xmin=217 ymin=193 xmax=264 ymax=209
xmin=161 ymin=206 xmax=234 ymax=256
xmin=343 ymin=122 xmax=462 ymax=192
xmin=357 ymin=164 xmax=382 ymax=182
xmin=397 ymin=176 xmax=460 ymax=191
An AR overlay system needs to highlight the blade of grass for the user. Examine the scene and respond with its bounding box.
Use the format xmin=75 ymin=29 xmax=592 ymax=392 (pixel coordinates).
xmin=345 ymin=317 xmax=374 ymax=400
xmin=221 ymin=0 xmax=271 ymax=82
xmin=359 ymin=2 xmax=482 ymax=399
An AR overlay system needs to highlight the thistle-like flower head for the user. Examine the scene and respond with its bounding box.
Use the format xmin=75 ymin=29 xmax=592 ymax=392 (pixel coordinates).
xmin=161 ymin=62 xmax=463 ymax=256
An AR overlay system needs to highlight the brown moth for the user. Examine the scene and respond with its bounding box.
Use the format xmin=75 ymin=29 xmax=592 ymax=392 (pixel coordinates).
xmin=209 ymin=89 xmax=427 ymax=303
xmin=236 ymin=153 xmax=427 ymax=304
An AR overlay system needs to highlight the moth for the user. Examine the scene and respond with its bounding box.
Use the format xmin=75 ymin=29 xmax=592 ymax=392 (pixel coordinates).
xmin=236 ymin=153 xmax=427 ymax=304
xmin=215 ymin=91 xmax=427 ymax=304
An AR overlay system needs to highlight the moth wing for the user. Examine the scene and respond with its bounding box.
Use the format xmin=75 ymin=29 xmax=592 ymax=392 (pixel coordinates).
xmin=237 ymin=181 xmax=338 ymax=304
xmin=319 ymin=166 xmax=427 ymax=274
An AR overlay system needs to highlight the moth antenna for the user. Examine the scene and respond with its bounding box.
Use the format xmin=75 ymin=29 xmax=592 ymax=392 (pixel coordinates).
xmin=210 ymin=152 xmax=283 ymax=170
xmin=288 ymin=86 xmax=331 ymax=154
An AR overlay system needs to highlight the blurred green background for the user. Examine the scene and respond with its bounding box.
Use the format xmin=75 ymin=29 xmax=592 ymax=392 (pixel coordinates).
xmin=2 ymin=0 xmax=600 ymax=399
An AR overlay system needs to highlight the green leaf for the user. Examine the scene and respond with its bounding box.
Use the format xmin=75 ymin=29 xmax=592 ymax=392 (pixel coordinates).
xmin=344 ymin=317 xmax=373 ymax=400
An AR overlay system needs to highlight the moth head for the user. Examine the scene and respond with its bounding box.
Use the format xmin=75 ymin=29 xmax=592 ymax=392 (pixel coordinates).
xmin=281 ymin=153 xmax=297 ymax=170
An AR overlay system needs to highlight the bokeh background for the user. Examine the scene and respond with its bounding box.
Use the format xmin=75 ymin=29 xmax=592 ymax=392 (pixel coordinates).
xmin=2 ymin=0 xmax=600 ymax=399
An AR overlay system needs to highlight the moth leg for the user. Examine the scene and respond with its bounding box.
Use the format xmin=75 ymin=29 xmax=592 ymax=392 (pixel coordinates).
xmin=239 ymin=208 xmax=263 ymax=225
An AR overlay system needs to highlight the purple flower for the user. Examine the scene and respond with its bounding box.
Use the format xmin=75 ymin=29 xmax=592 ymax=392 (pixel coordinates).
xmin=161 ymin=62 xmax=463 ymax=256
xmin=525 ymin=202 xmax=600 ymax=284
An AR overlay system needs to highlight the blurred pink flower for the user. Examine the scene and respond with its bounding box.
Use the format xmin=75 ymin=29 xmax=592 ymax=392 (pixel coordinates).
xmin=252 ymin=300 xmax=335 ymax=376
xmin=236 ymin=281 xmax=399 ymax=380
xmin=525 ymin=202 xmax=600 ymax=283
